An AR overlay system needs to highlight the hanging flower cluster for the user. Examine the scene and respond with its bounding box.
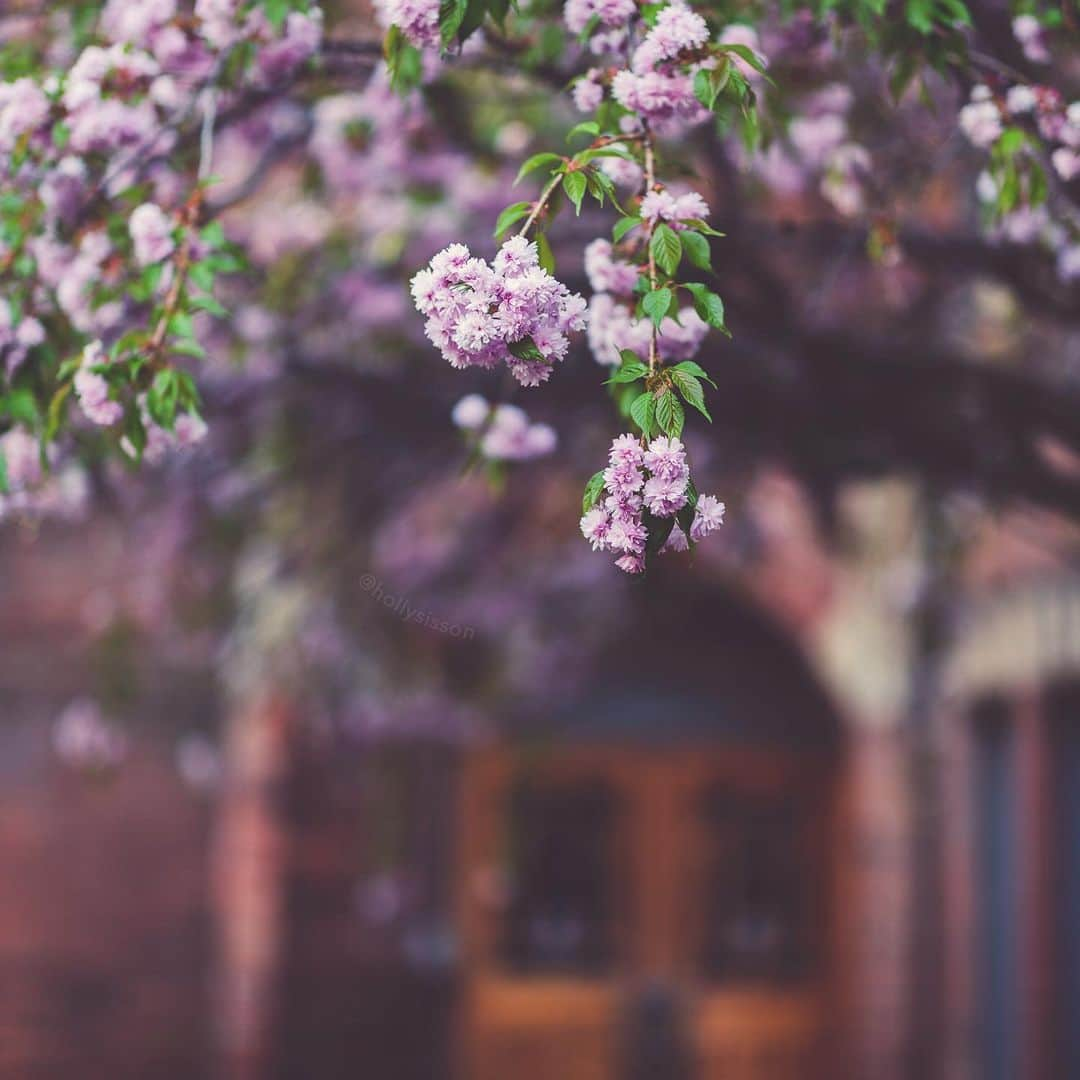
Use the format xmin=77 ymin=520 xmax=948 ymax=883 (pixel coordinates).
xmin=0 ymin=0 xmax=323 ymax=515
xmin=451 ymin=394 xmax=557 ymax=461
xmin=410 ymin=237 xmax=587 ymax=387
xmin=959 ymin=80 xmax=1080 ymax=283
xmin=580 ymin=433 xmax=724 ymax=573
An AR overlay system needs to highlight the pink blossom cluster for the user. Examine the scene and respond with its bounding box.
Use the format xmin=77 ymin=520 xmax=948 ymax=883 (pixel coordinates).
xmin=1012 ymin=15 xmax=1049 ymax=65
xmin=309 ymin=69 xmax=418 ymax=195
xmin=119 ymin=397 xmax=208 ymax=465
xmin=579 ymin=433 xmax=724 ymax=573
xmin=960 ymin=83 xmax=1079 ymax=160
xmin=745 ymin=82 xmax=869 ymax=217
xmin=610 ymin=3 xmax=712 ymax=130
xmin=0 ymin=300 xmax=45 ymax=379
xmin=52 ymin=699 xmax=128 ymax=772
xmin=564 ymin=0 xmax=638 ymax=56
xmin=410 ymin=237 xmax=587 ymax=387
xmin=605 ymin=6 xmax=767 ymax=132
xmin=380 ymin=0 xmax=441 ymax=48
xmin=583 ymin=238 xmax=707 ymax=366
xmin=74 ymin=341 xmax=124 ymax=428
xmin=0 ymin=1 xmax=324 ymax=347
xmin=961 ymin=83 xmax=1080 ymax=281
xmin=451 ymin=394 xmax=557 ymax=461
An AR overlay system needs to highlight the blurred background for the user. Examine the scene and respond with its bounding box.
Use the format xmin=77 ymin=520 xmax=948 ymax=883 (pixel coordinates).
xmin=3 ymin=2 xmax=1080 ymax=1079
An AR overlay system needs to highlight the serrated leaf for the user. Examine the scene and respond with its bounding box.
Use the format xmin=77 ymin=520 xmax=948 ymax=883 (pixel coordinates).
xmin=655 ymin=389 xmax=684 ymax=437
xmin=682 ymin=283 xmax=726 ymax=330
xmin=439 ymin=0 xmax=468 ymax=48
xmin=671 ymin=360 xmax=716 ymax=388
xmin=515 ymin=152 xmax=563 ymax=186
xmin=605 ymin=357 xmax=648 ymax=384
xmin=563 ymin=170 xmax=588 ymax=215
xmin=494 ymin=200 xmax=532 ymax=238
xmin=567 ymin=120 xmax=600 ymax=142
xmin=642 ymin=287 xmax=672 ymax=330
xmin=582 ymin=470 xmax=606 ymax=513
xmin=679 ymin=230 xmax=712 ymax=271
xmin=670 ymin=370 xmax=711 ymax=421
xmin=630 ymin=391 xmax=656 ymax=437
xmin=650 ymin=224 xmax=682 ymax=277
xmin=718 ymin=41 xmax=770 ymax=77
xmin=683 ymin=218 xmax=725 ymax=237
xmin=613 ymin=216 xmax=641 ymax=243
xmin=536 ymin=232 xmax=555 ymax=274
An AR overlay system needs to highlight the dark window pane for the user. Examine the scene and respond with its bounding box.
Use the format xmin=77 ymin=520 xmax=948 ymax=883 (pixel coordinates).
xmin=698 ymin=786 xmax=813 ymax=983
xmin=502 ymin=780 xmax=615 ymax=975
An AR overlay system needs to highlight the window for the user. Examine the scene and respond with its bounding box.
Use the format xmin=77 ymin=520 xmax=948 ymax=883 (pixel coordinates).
xmin=501 ymin=779 xmax=616 ymax=975
xmin=697 ymin=786 xmax=814 ymax=983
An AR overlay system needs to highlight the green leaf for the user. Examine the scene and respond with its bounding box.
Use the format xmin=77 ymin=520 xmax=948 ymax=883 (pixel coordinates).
xmin=124 ymin=405 xmax=147 ymax=460
xmin=693 ymin=60 xmax=731 ymax=111
xmin=671 ymin=360 xmax=716 ymax=388
xmin=605 ymin=355 xmax=649 ymax=384
xmin=536 ymin=232 xmax=555 ymax=274
xmin=190 ymin=294 xmax=228 ymax=318
xmin=582 ymin=470 xmax=606 ymax=514
xmin=682 ymin=283 xmax=726 ymax=331
xmin=147 ymin=369 xmax=179 ymax=429
xmin=199 ymin=220 xmax=226 ymax=249
xmin=262 ymin=0 xmax=292 ymax=30
xmin=508 ymin=336 xmax=544 ymax=362
xmin=630 ymin=391 xmax=656 ymax=438
xmin=439 ymin=0 xmax=468 ymax=48
xmin=613 ymin=216 xmax=641 ymax=243
xmin=655 ymin=389 xmax=684 ymax=437
xmin=44 ymin=383 xmax=71 ymax=444
xmin=494 ymin=201 xmax=532 ymax=238
xmin=172 ymin=339 xmax=207 ymax=359
xmin=189 ymin=261 xmax=215 ymax=292
xmin=563 ymin=170 xmax=588 ymax=215
xmin=683 ymin=218 xmax=725 ymax=237
xmin=718 ymin=41 xmax=770 ymax=77
xmin=0 ymin=449 xmax=8 ymax=495
xmin=566 ymin=120 xmax=600 ymax=143
xmin=577 ymin=12 xmax=600 ymax=43
xmin=0 ymin=388 xmax=38 ymax=425
xmin=670 ymin=370 xmax=711 ymax=421
xmin=650 ymin=224 xmax=682 ymax=277
xmin=679 ymin=230 xmax=712 ymax=272
xmin=168 ymin=311 xmax=196 ymax=340
xmin=642 ymin=287 xmax=673 ymax=330
xmin=515 ymin=152 xmax=563 ymax=186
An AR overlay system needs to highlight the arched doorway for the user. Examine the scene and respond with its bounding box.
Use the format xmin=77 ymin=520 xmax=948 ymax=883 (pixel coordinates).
xmin=456 ymin=583 xmax=847 ymax=1080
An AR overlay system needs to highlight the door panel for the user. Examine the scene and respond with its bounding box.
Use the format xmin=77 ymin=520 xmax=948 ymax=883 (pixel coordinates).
xmin=457 ymin=748 xmax=837 ymax=1080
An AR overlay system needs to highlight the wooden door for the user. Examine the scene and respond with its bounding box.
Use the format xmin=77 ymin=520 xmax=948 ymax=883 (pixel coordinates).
xmin=456 ymin=747 xmax=838 ymax=1080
